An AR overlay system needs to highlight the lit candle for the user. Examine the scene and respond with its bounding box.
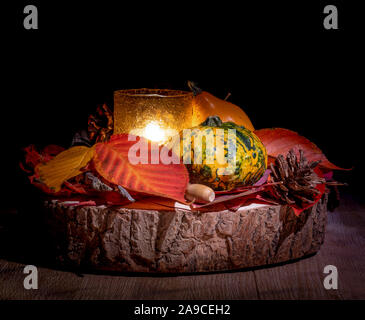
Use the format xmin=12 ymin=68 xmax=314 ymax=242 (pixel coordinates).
xmin=143 ymin=122 xmax=166 ymax=142
xmin=114 ymin=89 xmax=194 ymax=143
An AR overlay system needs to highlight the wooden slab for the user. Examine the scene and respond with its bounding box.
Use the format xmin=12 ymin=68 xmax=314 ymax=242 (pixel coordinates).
xmin=43 ymin=195 xmax=328 ymax=273
xmin=1 ymin=193 xmax=365 ymax=299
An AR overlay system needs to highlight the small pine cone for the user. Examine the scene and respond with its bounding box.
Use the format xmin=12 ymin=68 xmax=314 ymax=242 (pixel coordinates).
xmin=88 ymin=104 xmax=114 ymax=143
xmin=269 ymin=149 xmax=325 ymax=206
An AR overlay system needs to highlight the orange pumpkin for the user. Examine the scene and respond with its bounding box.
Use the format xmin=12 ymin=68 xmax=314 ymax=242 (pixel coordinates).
xmin=189 ymin=82 xmax=255 ymax=131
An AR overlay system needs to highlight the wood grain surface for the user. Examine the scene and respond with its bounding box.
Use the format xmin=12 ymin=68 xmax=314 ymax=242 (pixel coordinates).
xmin=0 ymin=194 xmax=364 ymax=300
xmin=42 ymin=196 xmax=327 ymax=273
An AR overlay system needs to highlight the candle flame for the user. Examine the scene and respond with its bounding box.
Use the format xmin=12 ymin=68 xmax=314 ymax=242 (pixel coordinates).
xmin=143 ymin=122 xmax=166 ymax=142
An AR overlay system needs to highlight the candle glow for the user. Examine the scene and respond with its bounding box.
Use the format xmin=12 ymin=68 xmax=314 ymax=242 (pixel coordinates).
xmin=114 ymin=89 xmax=194 ymax=144
xmin=143 ymin=122 xmax=166 ymax=142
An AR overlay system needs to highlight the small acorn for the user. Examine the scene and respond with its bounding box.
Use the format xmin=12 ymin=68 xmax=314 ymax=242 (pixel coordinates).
xmin=185 ymin=183 xmax=215 ymax=204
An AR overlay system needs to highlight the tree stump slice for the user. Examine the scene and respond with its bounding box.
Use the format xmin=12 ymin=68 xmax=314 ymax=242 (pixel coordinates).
xmin=43 ymin=195 xmax=328 ymax=273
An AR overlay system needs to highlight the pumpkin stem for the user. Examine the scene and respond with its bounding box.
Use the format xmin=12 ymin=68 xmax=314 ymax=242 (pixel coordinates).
xmin=200 ymin=115 xmax=223 ymax=127
xmin=187 ymin=81 xmax=202 ymax=96
xmin=224 ymin=92 xmax=231 ymax=101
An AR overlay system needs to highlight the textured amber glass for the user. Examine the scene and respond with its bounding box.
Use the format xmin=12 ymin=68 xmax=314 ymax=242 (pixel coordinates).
xmin=114 ymin=89 xmax=194 ymax=142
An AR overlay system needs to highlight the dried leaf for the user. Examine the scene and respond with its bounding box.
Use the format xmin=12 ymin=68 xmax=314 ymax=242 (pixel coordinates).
xmin=253 ymin=169 xmax=271 ymax=186
xmin=191 ymin=187 xmax=278 ymax=212
xmin=93 ymin=134 xmax=189 ymax=203
xmin=71 ymin=130 xmax=93 ymax=147
xmin=42 ymin=145 xmax=66 ymax=157
xmin=36 ymin=146 xmax=95 ymax=192
xmin=21 ymin=144 xmax=65 ymax=171
xmin=254 ymin=128 xmax=350 ymax=172
xmin=214 ymin=170 xmax=271 ymax=196
xmin=63 ymin=181 xmax=88 ymax=195
xmin=61 ymin=200 xmax=97 ymax=207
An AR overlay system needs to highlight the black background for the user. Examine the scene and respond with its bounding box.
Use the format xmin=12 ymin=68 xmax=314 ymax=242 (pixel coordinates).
xmin=2 ymin=1 xmax=364 ymax=206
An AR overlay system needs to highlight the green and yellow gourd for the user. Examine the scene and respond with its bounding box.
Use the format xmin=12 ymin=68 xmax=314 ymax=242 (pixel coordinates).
xmin=179 ymin=116 xmax=267 ymax=191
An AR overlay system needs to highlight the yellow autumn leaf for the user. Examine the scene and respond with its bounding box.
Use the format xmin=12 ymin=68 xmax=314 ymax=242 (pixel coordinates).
xmin=36 ymin=145 xmax=95 ymax=192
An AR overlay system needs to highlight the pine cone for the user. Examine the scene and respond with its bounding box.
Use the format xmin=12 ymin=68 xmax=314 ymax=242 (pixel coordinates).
xmin=269 ymin=149 xmax=325 ymax=206
xmin=88 ymin=104 xmax=113 ymax=143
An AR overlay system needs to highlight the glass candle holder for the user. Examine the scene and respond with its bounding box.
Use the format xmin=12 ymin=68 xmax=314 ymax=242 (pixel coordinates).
xmin=114 ymin=89 xmax=194 ymax=143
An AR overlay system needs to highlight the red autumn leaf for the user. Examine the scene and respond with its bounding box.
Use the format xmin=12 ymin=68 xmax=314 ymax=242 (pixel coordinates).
xmin=22 ymin=145 xmax=44 ymax=169
xmin=27 ymin=173 xmax=81 ymax=196
xmin=93 ymin=134 xmax=189 ymax=203
xmin=214 ymin=169 xmax=272 ymax=196
xmin=63 ymin=181 xmax=88 ymax=195
xmin=21 ymin=144 xmax=65 ymax=171
xmin=254 ymin=128 xmax=350 ymax=172
xmin=191 ymin=188 xmax=278 ymax=212
xmin=121 ymin=196 xmax=179 ymax=211
xmin=223 ymin=194 xmax=279 ymax=212
xmin=61 ymin=200 xmax=97 ymax=207
xmin=191 ymin=186 xmax=270 ymax=211
xmin=43 ymin=145 xmax=66 ymax=157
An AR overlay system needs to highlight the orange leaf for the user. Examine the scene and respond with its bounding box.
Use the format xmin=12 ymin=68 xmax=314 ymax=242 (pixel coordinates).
xmin=93 ymin=134 xmax=189 ymax=203
xmin=254 ymin=128 xmax=350 ymax=172
xmin=36 ymin=146 xmax=95 ymax=192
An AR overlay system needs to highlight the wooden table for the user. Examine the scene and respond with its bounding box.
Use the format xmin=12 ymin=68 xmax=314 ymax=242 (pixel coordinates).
xmin=1 ymin=193 xmax=364 ymax=300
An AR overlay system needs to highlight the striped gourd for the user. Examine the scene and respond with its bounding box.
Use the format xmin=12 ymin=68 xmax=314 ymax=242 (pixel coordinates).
xmin=181 ymin=116 xmax=267 ymax=191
